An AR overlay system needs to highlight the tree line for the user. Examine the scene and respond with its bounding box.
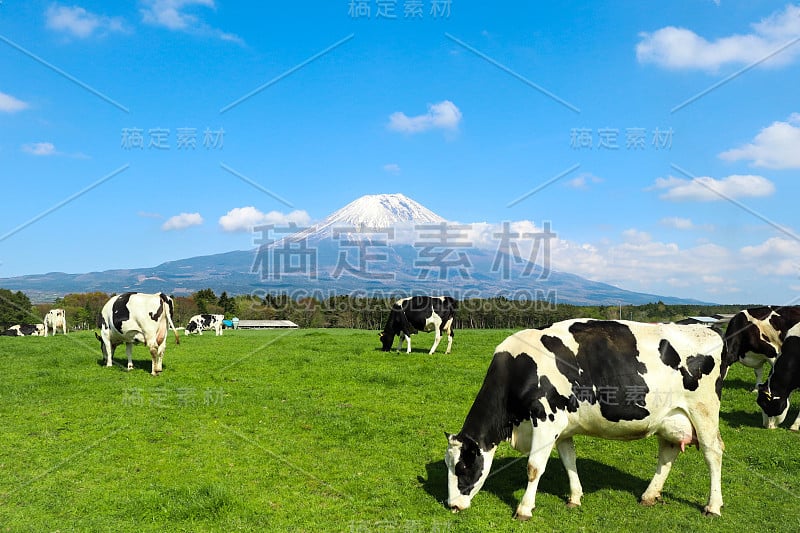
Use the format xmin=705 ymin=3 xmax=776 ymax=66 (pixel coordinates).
xmin=0 ymin=287 xmax=750 ymax=331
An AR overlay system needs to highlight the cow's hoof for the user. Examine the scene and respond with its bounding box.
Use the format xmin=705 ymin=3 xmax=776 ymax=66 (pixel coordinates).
xmin=640 ymin=496 xmax=661 ymax=507
xmin=566 ymin=501 xmax=581 ymax=509
xmin=514 ymin=512 xmax=532 ymax=521
xmin=702 ymin=506 xmax=721 ymax=517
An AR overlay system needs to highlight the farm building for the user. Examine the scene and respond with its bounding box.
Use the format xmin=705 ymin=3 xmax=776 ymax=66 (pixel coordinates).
xmin=235 ymin=319 xmax=299 ymax=329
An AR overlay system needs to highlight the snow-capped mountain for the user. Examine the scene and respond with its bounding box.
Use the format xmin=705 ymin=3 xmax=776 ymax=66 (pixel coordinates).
xmin=0 ymin=193 xmax=710 ymax=305
xmin=287 ymin=193 xmax=446 ymax=243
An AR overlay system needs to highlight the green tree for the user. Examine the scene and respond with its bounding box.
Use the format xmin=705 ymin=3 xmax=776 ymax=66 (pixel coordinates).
xmin=0 ymin=289 xmax=37 ymax=328
xmin=194 ymin=288 xmax=217 ymax=314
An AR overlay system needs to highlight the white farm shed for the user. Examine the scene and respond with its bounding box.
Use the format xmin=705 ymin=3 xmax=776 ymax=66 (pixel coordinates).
xmin=235 ymin=320 xmax=299 ymax=329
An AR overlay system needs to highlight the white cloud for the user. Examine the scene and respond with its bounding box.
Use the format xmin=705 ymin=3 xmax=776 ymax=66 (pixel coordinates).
xmin=651 ymin=175 xmax=775 ymax=201
xmin=162 ymin=212 xmax=203 ymax=231
xmin=568 ymin=173 xmax=603 ymax=190
xmin=383 ymin=163 xmax=401 ymax=175
xmin=387 ymin=100 xmax=462 ymax=134
xmin=659 ymin=217 xmax=695 ymax=230
xmin=719 ymin=113 xmax=800 ymax=169
xmin=21 ymin=142 xmax=57 ymax=156
xmin=218 ymin=206 xmax=311 ymax=232
xmin=45 ymin=4 xmax=126 ymax=38
xmin=740 ymin=236 xmax=800 ymax=276
xmin=636 ymin=4 xmax=800 ymax=71
xmin=140 ymin=0 xmax=243 ymax=44
xmin=0 ymin=91 xmax=29 ymax=113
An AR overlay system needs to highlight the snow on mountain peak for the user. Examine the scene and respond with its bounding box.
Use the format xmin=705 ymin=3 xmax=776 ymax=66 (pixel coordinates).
xmin=323 ymin=193 xmax=446 ymax=228
xmin=282 ymin=193 xmax=447 ymax=244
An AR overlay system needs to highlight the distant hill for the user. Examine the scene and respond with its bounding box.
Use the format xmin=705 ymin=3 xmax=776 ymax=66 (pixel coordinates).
xmin=0 ymin=194 xmax=711 ymax=305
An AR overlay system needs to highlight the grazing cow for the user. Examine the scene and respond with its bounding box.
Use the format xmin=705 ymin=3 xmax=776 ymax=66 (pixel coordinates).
xmin=379 ymin=296 xmax=457 ymax=354
xmin=445 ymin=319 xmax=725 ymax=520
xmin=95 ymin=292 xmax=180 ymax=376
xmin=185 ymin=314 xmax=224 ymax=336
xmin=2 ymin=323 xmax=45 ymax=336
xmin=44 ymin=308 xmax=67 ymax=336
xmin=724 ymin=306 xmax=800 ymax=390
xmin=756 ymin=323 xmax=800 ymax=430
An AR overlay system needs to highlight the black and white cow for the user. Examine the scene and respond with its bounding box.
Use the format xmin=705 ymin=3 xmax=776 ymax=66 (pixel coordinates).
xmin=445 ymin=319 xmax=725 ymax=520
xmin=756 ymin=322 xmax=800 ymax=431
xmin=185 ymin=314 xmax=224 ymax=336
xmin=2 ymin=323 xmax=45 ymax=336
xmin=95 ymin=292 xmax=180 ymax=376
xmin=724 ymin=306 xmax=800 ymax=390
xmin=44 ymin=308 xmax=67 ymax=336
xmin=379 ymin=296 xmax=456 ymax=354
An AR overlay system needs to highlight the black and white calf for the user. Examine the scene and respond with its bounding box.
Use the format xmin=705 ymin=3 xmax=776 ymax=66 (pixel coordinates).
xmin=44 ymin=308 xmax=67 ymax=336
xmin=445 ymin=319 xmax=726 ymax=520
xmin=2 ymin=323 xmax=45 ymax=336
xmin=380 ymin=296 xmax=456 ymax=354
xmin=757 ymin=322 xmax=800 ymax=431
xmin=185 ymin=314 xmax=224 ymax=336
xmin=724 ymin=306 xmax=800 ymax=390
xmin=95 ymin=292 xmax=180 ymax=376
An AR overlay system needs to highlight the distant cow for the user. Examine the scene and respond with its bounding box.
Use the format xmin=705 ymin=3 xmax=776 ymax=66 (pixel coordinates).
xmin=2 ymin=324 xmax=45 ymax=336
xmin=724 ymin=306 xmax=800 ymax=390
xmin=380 ymin=296 xmax=456 ymax=354
xmin=445 ymin=319 xmax=725 ymax=519
xmin=757 ymin=322 xmax=800 ymax=431
xmin=185 ymin=314 xmax=224 ymax=336
xmin=96 ymin=292 xmax=180 ymax=376
xmin=44 ymin=308 xmax=67 ymax=336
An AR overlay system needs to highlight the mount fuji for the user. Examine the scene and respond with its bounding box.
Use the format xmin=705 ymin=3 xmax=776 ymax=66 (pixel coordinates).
xmin=0 ymin=194 xmax=707 ymax=304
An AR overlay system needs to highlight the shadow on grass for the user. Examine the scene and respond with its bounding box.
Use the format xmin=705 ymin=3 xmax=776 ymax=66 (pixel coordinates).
xmin=722 ymin=377 xmax=758 ymax=391
xmin=721 ymin=408 xmax=763 ymax=429
xmin=95 ymin=356 xmax=163 ymax=373
xmin=419 ymin=455 xmax=705 ymax=515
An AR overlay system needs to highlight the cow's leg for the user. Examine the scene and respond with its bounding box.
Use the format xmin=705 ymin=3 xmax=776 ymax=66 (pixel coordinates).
xmin=428 ymin=328 xmax=442 ymax=355
xmin=516 ymin=421 xmax=563 ymax=520
xmin=641 ymin=436 xmax=681 ymax=506
xmin=556 ymin=437 xmax=582 ymax=507
xmin=126 ymin=343 xmax=134 ymax=371
xmin=788 ymin=404 xmax=800 ymax=432
xmin=753 ymin=364 xmax=765 ymax=392
xmin=150 ymin=342 xmax=164 ymax=376
xmin=404 ymin=334 xmax=412 ymax=353
xmin=445 ymin=330 xmax=453 ymax=354
xmin=693 ymin=414 xmax=724 ymax=516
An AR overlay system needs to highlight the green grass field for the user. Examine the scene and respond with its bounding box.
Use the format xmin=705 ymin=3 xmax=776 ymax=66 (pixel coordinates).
xmin=1 ymin=328 xmax=799 ymax=532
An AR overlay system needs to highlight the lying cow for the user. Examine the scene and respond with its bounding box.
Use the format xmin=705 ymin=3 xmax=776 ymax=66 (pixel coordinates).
xmin=44 ymin=308 xmax=67 ymax=336
xmin=724 ymin=306 xmax=800 ymax=390
xmin=380 ymin=296 xmax=456 ymax=354
xmin=96 ymin=292 xmax=180 ymax=376
xmin=757 ymin=322 xmax=800 ymax=431
xmin=445 ymin=319 xmax=725 ymax=519
xmin=185 ymin=314 xmax=224 ymax=336
xmin=2 ymin=323 xmax=45 ymax=336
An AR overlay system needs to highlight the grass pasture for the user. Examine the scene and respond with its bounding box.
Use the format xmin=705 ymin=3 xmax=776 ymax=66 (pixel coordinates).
xmin=1 ymin=328 xmax=799 ymax=532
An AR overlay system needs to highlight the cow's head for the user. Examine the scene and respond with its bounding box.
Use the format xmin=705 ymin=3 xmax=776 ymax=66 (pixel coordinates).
xmin=444 ymin=433 xmax=496 ymax=512
xmin=756 ymin=384 xmax=789 ymax=429
xmin=725 ymin=310 xmax=781 ymax=366
xmin=379 ymin=329 xmax=394 ymax=351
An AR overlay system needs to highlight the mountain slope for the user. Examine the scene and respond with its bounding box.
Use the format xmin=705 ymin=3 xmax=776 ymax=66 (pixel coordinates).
xmin=0 ymin=194 xmax=712 ymax=305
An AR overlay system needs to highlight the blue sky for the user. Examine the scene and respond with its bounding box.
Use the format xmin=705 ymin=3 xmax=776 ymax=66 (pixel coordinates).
xmin=2 ymin=1 xmax=800 ymax=304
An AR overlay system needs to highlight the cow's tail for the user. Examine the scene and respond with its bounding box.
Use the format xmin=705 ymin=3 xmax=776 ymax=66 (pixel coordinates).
xmin=159 ymin=293 xmax=181 ymax=345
